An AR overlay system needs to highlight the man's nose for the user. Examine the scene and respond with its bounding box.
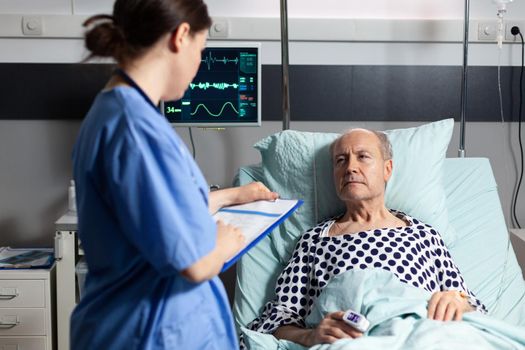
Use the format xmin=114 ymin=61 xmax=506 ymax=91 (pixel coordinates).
xmin=345 ymin=157 xmax=358 ymax=173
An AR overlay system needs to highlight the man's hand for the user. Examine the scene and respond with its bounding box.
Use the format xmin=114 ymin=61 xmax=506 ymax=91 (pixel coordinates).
xmin=427 ymin=291 xmax=474 ymax=321
xmin=304 ymin=311 xmax=363 ymax=346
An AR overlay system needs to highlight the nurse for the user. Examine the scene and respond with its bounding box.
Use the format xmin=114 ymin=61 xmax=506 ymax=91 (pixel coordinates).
xmin=70 ymin=0 xmax=278 ymax=348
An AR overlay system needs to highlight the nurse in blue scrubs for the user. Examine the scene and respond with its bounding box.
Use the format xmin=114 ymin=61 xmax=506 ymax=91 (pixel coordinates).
xmin=70 ymin=0 xmax=278 ymax=348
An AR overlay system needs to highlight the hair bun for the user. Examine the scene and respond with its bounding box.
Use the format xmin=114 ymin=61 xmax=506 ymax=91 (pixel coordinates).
xmin=82 ymin=0 xmax=212 ymax=64
xmin=83 ymin=15 xmax=125 ymax=59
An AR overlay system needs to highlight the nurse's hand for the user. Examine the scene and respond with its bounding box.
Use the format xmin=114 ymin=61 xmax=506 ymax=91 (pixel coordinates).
xmin=209 ymin=182 xmax=279 ymax=214
xmin=234 ymin=182 xmax=279 ymax=204
xmin=181 ymin=221 xmax=245 ymax=283
xmin=216 ymin=220 xmax=246 ymax=261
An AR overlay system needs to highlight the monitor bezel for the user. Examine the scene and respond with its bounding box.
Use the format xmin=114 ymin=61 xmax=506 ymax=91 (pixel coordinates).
xmin=161 ymin=41 xmax=262 ymax=128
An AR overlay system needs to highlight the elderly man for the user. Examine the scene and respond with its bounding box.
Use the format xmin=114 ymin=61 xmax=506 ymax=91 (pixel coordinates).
xmin=244 ymin=129 xmax=486 ymax=348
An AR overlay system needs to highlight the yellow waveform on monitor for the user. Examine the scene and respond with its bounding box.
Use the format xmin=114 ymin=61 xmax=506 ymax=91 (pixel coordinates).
xmin=190 ymin=102 xmax=239 ymax=118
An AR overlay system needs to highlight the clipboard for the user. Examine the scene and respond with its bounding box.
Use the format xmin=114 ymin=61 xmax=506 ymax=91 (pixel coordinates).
xmin=215 ymin=198 xmax=303 ymax=272
xmin=0 ymin=247 xmax=54 ymax=269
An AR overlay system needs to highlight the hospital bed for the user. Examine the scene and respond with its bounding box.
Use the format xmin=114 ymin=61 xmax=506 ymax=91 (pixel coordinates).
xmin=233 ymin=119 xmax=525 ymax=349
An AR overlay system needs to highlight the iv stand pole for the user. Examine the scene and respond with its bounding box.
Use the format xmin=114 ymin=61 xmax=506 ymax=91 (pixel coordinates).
xmin=459 ymin=0 xmax=470 ymax=157
xmin=281 ymin=0 xmax=291 ymax=130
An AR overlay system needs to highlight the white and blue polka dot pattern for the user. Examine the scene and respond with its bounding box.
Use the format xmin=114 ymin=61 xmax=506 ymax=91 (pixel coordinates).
xmin=246 ymin=210 xmax=487 ymax=338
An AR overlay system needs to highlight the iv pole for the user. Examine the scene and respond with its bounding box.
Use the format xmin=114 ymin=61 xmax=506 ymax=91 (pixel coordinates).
xmin=280 ymin=0 xmax=291 ymax=131
xmin=459 ymin=0 xmax=470 ymax=157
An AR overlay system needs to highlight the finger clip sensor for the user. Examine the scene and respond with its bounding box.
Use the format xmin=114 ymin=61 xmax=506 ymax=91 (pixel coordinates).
xmin=342 ymin=309 xmax=370 ymax=333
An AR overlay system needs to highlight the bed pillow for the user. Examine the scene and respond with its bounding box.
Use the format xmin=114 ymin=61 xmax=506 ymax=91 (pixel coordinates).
xmin=254 ymin=119 xmax=456 ymax=261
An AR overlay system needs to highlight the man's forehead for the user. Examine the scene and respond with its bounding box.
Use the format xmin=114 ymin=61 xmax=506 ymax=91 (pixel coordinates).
xmin=335 ymin=130 xmax=381 ymax=152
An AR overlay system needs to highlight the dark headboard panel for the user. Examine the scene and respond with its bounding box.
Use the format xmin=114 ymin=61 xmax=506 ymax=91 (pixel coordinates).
xmin=0 ymin=63 xmax=521 ymax=121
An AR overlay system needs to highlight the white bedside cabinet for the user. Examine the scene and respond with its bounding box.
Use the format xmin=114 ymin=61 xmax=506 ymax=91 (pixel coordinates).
xmin=0 ymin=266 xmax=56 ymax=350
xmin=509 ymin=229 xmax=525 ymax=279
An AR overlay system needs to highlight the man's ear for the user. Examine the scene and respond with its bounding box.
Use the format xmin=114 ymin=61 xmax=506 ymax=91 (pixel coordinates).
xmin=170 ymin=22 xmax=191 ymax=53
xmin=384 ymin=159 xmax=393 ymax=182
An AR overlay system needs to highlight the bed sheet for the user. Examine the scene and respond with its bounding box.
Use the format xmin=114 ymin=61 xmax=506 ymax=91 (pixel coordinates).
xmin=443 ymin=158 xmax=525 ymax=325
xmin=241 ymin=269 xmax=525 ymax=350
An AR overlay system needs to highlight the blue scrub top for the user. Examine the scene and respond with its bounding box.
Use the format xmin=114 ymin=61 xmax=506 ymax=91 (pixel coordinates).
xmin=71 ymin=87 xmax=238 ymax=349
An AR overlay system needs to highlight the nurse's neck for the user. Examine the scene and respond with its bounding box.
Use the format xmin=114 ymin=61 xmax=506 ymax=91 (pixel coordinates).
xmin=105 ymin=63 xmax=165 ymax=106
xmin=105 ymin=40 xmax=175 ymax=106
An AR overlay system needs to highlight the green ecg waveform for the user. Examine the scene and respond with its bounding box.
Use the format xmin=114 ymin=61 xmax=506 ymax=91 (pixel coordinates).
xmin=190 ymin=82 xmax=239 ymax=90
xmin=191 ymin=102 xmax=239 ymax=117
xmin=201 ymin=53 xmax=239 ymax=70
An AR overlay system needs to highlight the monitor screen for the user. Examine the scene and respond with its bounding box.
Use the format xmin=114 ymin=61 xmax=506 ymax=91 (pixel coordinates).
xmin=162 ymin=43 xmax=261 ymax=127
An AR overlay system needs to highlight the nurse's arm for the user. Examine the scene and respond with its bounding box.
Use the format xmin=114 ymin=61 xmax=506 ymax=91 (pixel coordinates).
xmin=208 ymin=182 xmax=279 ymax=214
xmin=181 ymin=220 xmax=245 ymax=283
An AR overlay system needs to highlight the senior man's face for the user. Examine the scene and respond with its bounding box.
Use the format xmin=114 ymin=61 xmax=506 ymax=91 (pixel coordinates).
xmin=332 ymin=130 xmax=392 ymax=202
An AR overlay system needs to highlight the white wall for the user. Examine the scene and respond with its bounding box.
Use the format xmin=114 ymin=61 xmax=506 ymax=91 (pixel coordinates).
xmin=0 ymin=0 xmax=72 ymax=14
xmin=72 ymin=0 xmax=112 ymax=14
xmin=1 ymin=0 xmax=524 ymax=19
xmin=205 ymin=0 xmax=525 ymax=20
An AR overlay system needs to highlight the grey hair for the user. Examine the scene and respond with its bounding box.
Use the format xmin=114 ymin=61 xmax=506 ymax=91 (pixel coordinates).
xmin=330 ymin=129 xmax=393 ymax=161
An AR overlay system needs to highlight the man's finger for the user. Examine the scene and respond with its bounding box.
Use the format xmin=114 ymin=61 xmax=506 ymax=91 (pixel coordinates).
xmin=454 ymin=308 xmax=464 ymax=321
xmin=333 ymin=319 xmax=363 ymax=338
xmin=329 ymin=311 xmax=346 ymax=320
xmin=320 ymin=335 xmax=341 ymax=344
xmin=325 ymin=326 xmax=352 ymax=340
xmin=346 ymin=329 xmax=363 ymax=339
xmin=427 ymin=293 xmax=441 ymax=319
xmin=443 ymin=303 xmax=456 ymax=322
xmin=433 ymin=299 xmax=449 ymax=321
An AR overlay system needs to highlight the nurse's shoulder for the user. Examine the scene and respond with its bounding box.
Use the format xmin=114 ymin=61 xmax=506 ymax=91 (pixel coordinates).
xmin=105 ymin=86 xmax=181 ymax=152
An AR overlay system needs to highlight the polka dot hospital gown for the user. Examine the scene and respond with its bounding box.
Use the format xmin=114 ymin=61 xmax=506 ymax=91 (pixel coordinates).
xmin=245 ymin=210 xmax=487 ymax=341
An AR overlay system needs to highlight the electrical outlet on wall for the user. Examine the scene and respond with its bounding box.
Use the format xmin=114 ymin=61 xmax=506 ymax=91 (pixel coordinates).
xmin=22 ymin=16 xmax=43 ymax=36
xmin=478 ymin=21 xmax=498 ymax=40
xmin=506 ymin=21 xmax=525 ymax=41
xmin=209 ymin=19 xmax=229 ymax=38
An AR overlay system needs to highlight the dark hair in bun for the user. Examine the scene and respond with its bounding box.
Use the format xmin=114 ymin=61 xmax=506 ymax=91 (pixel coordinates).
xmin=84 ymin=15 xmax=125 ymax=61
xmin=83 ymin=0 xmax=212 ymax=64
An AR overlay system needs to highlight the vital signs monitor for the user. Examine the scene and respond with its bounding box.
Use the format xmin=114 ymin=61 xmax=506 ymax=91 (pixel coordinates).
xmin=161 ymin=42 xmax=261 ymax=127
